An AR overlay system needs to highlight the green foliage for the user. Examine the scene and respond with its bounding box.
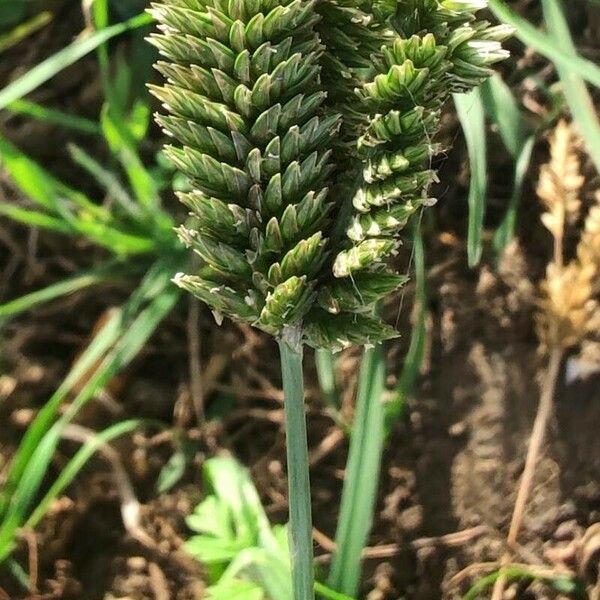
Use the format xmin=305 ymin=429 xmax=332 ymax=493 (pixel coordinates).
xmin=0 ymin=264 xmax=179 ymax=563
xmin=327 ymin=221 xmax=427 ymax=596
xmin=327 ymin=343 xmax=386 ymax=595
xmin=488 ymin=0 xmax=600 ymax=89
xmin=0 ymin=84 xmax=181 ymax=557
xmin=151 ymin=0 xmax=510 ymax=348
xmin=463 ymin=565 xmax=585 ymax=600
xmin=480 ymin=1 xmax=600 ymax=258
xmin=0 ymin=0 xmax=27 ymax=31
xmin=0 ymin=11 xmax=52 ymax=52
xmin=185 ymin=457 xmax=353 ymax=600
xmin=386 ymin=220 xmax=427 ymax=424
xmin=541 ymin=0 xmax=600 ymax=174
xmin=186 ymin=457 xmax=292 ymax=598
xmin=5 ymin=99 xmax=101 ymax=134
xmin=482 ymin=74 xmax=535 ymax=257
xmin=454 ymin=88 xmax=487 ymax=267
xmin=0 ymin=33 xmax=183 ymax=321
xmin=0 ymin=264 xmax=120 ymax=320
xmin=0 ymin=12 xmax=153 ymax=110
xmin=0 ymin=6 xmax=184 ymax=570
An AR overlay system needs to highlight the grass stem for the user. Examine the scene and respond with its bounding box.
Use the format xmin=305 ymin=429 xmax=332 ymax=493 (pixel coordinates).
xmin=278 ymin=328 xmax=315 ymax=600
xmin=491 ymin=348 xmax=563 ymax=600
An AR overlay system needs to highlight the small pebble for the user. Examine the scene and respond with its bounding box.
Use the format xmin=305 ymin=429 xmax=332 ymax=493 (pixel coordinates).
xmin=10 ymin=408 xmax=36 ymax=427
xmin=553 ymin=519 xmax=579 ymax=542
xmin=22 ymin=364 xmax=44 ymax=383
xmin=448 ymin=421 xmax=467 ymax=437
xmin=0 ymin=375 xmax=16 ymax=399
xmin=126 ymin=556 xmax=147 ymax=572
xmin=410 ymin=411 xmax=423 ymax=431
xmin=556 ymin=501 xmax=578 ymax=522
xmin=399 ymin=505 xmax=423 ymax=533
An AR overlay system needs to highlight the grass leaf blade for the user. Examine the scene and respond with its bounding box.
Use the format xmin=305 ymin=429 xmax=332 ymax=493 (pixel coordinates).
xmin=0 ymin=278 xmax=179 ymax=562
xmin=0 ymin=263 xmax=121 ymax=320
xmin=488 ymin=0 xmax=600 ymax=89
xmin=541 ymin=0 xmax=600 ymax=174
xmin=0 ymin=263 xmax=175 ymax=521
xmin=493 ymin=136 xmax=535 ymax=256
xmin=328 ymin=344 xmax=386 ymax=596
xmin=5 ymin=99 xmax=101 ymax=135
xmin=25 ymin=419 xmax=146 ymax=529
xmin=0 ymin=12 xmax=153 ymax=110
xmin=454 ymin=89 xmax=488 ymax=268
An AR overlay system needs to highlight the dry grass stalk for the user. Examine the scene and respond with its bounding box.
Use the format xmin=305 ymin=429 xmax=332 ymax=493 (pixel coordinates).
xmin=493 ymin=121 xmax=600 ymax=600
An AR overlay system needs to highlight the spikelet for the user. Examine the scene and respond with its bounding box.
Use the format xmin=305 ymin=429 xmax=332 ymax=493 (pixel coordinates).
xmin=577 ymin=194 xmax=600 ymax=272
xmin=150 ymin=0 xmax=510 ymax=350
xmin=537 ymin=120 xmax=583 ymax=240
xmin=319 ymin=1 xmax=511 ymax=342
xmin=538 ymin=122 xmax=600 ymax=350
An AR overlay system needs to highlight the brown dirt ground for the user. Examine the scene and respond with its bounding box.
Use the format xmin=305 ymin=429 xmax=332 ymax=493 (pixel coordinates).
xmin=1 ymin=1 xmax=600 ymax=599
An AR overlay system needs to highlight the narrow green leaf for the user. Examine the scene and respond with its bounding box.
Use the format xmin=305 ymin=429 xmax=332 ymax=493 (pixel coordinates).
xmin=156 ymin=450 xmax=187 ymax=493
xmin=481 ymin=74 xmax=526 ymax=159
xmin=5 ymin=559 xmax=29 ymax=591
xmin=314 ymin=582 xmax=356 ymax=600
xmin=0 ymin=262 xmax=123 ymax=320
xmin=328 ymin=343 xmax=386 ymax=596
xmin=488 ymin=0 xmax=600 ymax=89
xmin=0 ymin=11 xmax=53 ymax=52
xmin=101 ymin=105 xmax=163 ymax=215
xmin=542 ymin=0 xmax=600 ymax=174
xmin=5 ymin=99 xmax=101 ymax=135
xmin=463 ymin=566 xmax=581 ymax=600
xmin=480 ymin=74 xmax=535 ymax=256
xmin=0 ymin=278 xmax=179 ymax=562
xmin=68 ymin=143 xmax=140 ymax=219
xmin=25 ymin=419 xmax=147 ymax=529
xmin=0 ymin=12 xmax=154 ymax=110
xmin=493 ymin=136 xmax=535 ymax=256
xmin=92 ymin=0 xmax=112 ymax=101
xmin=0 ymin=137 xmax=156 ymax=254
xmin=0 ymin=203 xmax=73 ymax=234
xmin=454 ymin=88 xmax=487 ymax=267
xmin=0 ymin=263 xmax=176 ymax=524
xmin=0 ymin=136 xmax=102 ymax=216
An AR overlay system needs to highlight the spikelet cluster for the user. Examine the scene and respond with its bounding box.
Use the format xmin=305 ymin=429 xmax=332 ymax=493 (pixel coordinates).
xmin=538 ymin=122 xmax=600 ymax=350
xmin=537 ymin=120 xmax=584 ymax=241
xmin=149 ymin=0 xmax=510 ymax=350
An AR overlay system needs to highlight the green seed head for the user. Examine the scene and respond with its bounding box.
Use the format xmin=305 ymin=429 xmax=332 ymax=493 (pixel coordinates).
xmin=150 ymin=0 xmax=510 ymax=350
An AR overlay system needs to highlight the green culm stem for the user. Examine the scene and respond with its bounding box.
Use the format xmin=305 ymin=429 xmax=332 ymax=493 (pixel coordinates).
xmin=278 ymin=328 xmax=315 ymax=600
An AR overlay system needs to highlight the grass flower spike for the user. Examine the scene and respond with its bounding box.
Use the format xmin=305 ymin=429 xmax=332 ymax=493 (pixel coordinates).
xmin=148 ymin=1 xmax=509 ymax=597
xmin=149 ymin=0 xmax=510 ymax=351
xmin=148 ymin=0 xmax=339 ymax=346
xmin=538 ymin=121 xmax=600 ymax=350
xmin=492 ymin=121 xmax=600 ymax=600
